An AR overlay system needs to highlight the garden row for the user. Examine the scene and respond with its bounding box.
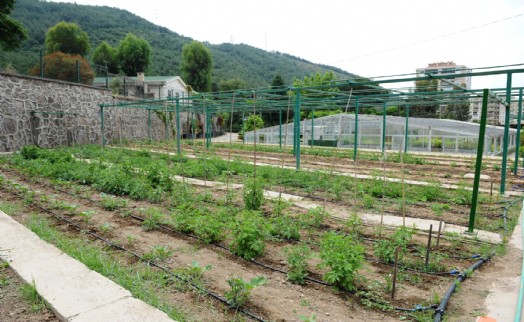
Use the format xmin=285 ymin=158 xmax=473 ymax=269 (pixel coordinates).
xmin=0 ymin=145 xmax=515 ymax=320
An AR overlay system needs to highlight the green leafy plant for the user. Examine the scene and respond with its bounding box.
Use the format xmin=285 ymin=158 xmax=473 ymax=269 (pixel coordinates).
xmin=229 ymin=211 xmax=267 ymax=260
xmin=284 ymin=245 xmax=311 ymax=284
xmin=271 ymin=214 xmax=301 ymax=240
xmin=100 ymin=193 xmax=128 ymax=210
xmin=224 ymin=276 xmax=266 ymax=308
xmin=192 ymin=215 xmax=226 ymax=244
xmin=173 ymin=261 xmax=212 ymax=294
xmin=78 ymin=210 xmax=96 ymax=223
xmin=142 ymin=245 xmax=173 ymax=262
xmin=141 ymin=207 xmax=164 ymax=231
xmin=243 ymin=179 xmax=264 ymax=211
xmin=20 ymin=145 xmax=41 ymax=160
xmin=99 ymin=222 xmax=112 ymax=233
xmin=299 ymin=206 xmax=328 ymax=228
xmin=374 ymin=226 xmax=415 ymax=263
xmin=319 ymin=232 xmax=365 ymax=291
xmin=299 ymin=314 xmax=317 ymax=322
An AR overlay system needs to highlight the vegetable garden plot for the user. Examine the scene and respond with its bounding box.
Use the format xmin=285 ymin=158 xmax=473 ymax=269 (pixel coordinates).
xmin=0 ymin=145 xmax=520 ymax=321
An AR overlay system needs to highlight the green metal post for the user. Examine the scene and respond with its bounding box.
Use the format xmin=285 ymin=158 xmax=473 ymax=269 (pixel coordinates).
xmin=105 ymin=66 xmax=109 ymax=89
xmin=100 ymin=106 xmax=105 ymax=147
xmin=205 ymin=107 xmax=211 ymax=149
xmin=241 ymin=111 xmax=245 ymax=144
xmin=382 ymin=102 xmax=387 ymax=153
xmin=279 ymin=108 xmax=282 ymax=148
xmin=76 ymin=60 xmax=80 ymax=83
xmin=514 ymin=89 xmax=523 ymax=175
xmin=311 ymin=109 xmax=315 ymax=147
xmin=39 ymin=49 xmax=44 ymax=78
xmin=123 ymin=78 xmax=127 ymax=97
xmin=404 ymin=106 xmax=409 ymax=153
xmin=468 ymin=89 xmax=489 ymax=233
xmin=147 ymin=108 xmax=152 ymax=142
xmin=353 ymin=98 xmax=359 ymax=161
xmin=175 ymin=98 xmax=181 ymax=156
xmin=500 ymin=73 xmax=512 ymax=194
xmin=294 ymin=90 xmax=301 ymax=170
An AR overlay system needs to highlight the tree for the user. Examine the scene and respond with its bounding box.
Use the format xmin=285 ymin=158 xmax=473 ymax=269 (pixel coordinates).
xmin=264 ymin=74 xmax=287 ymax=126
xmin=411 ymin=79 xmax=439 ymax=118
xmin=116 ymin=33 xmax=152 ymax=76
xmin=271 ymin=74 xmax=285 ymax=88
xmin=219 ymin=78 xmax=246 ymax=91
xmin=92 ymin=41 xmax=119 ymax=74
xmin=45 ymin=21 xmax=90 ymax=56
xmin=0 ymin=0 xmax=27 ymax=51
xmin=181 ymin=41 xmax=213 ymax=92
xmin=29 ymin=52 xmax=94 ymax=84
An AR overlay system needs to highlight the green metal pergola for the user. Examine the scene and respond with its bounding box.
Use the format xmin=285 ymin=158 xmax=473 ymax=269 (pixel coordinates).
xmin=99 ymin=64 xmax=524 ymax=233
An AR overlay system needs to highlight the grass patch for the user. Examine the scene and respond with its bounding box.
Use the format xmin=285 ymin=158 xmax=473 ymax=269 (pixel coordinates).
xmin=20 ymin=280 xmax=47 ymax=312
xmin=25 ymin=215 xmax=187 ymax=321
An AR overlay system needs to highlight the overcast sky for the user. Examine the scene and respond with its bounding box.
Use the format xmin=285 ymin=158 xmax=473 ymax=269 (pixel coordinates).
xmin=48 ymin=0 xmax=524 ymax=90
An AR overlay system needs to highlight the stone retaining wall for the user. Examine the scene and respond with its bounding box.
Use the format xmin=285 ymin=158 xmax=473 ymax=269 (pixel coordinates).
xmin=0 ymin=73 xmax=167 ymax=152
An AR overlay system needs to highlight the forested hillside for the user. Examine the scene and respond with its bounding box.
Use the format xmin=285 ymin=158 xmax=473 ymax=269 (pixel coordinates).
xmin=1 ymin=0 xmax=359 ymax=88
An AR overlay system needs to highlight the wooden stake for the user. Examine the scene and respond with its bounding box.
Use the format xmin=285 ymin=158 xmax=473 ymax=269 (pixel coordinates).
xmin=425 ymin=224 xmax=433 ymax=267
xmin=391 ymin=247 xmax=399 ymax=300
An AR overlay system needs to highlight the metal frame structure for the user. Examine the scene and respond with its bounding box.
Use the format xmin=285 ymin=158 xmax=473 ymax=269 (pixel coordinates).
xmin=99 ymin=64 xmax=524 ymax=233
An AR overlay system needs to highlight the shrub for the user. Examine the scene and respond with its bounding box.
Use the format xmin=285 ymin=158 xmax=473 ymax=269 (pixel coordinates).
xmin=374 ymin=226 xmax=415 ymax=263
xmin=243 ymin=179 xmax=264 ymax=211
xmin=29 ymin=52 xmax=95 ymax=84
xmin=20 ymin=145 xmax=41 ymax=160
xmin=270 ymin=215 xmax=300 ymax=240
xmin=319 ymin=232 xmax=365 ymax=291
xmin=299 ymin=206 xmax=328 ymax=228
xmin=284 ymin=245 xmax=311 ymax=284
xmin=229 ymin=211 xmax=267 ymax=260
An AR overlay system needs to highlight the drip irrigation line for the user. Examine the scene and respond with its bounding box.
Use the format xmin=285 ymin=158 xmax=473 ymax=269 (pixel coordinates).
xmin=501 ymin=197 xmax=523 ymax=233
xmin=3 ymin=175 xmax=484 ymax=318
xmin=433 ymin=255 xmax=490 ymax=322
xmin=4 ymin=187 xmax=266 ymax=322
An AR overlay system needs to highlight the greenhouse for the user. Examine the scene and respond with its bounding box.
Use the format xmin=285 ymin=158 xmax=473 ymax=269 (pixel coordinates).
xmin=243 ymin=114 xmax=518 ymax=155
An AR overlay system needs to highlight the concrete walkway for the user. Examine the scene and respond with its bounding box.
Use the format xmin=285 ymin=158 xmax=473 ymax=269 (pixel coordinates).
xmin=482 ymin=205 xmax=523 ymax=322
xmin=0 ymin=211 xmax=172 ymax=322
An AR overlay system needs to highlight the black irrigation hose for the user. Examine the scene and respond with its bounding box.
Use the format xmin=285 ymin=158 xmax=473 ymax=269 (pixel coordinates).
xmin=1 ymin=170 xmax=494 ymax=317
xmin=501 ymin=198 xmax=522 ymax=233
xmin=4 ymin=188 xmax=266 ymax=322
xmin=433 ymin=256 xmax=490 ymax=322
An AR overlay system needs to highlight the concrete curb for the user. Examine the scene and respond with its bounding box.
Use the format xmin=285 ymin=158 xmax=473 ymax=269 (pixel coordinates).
xmin=0 ymin=211 xmax=173 ymax=322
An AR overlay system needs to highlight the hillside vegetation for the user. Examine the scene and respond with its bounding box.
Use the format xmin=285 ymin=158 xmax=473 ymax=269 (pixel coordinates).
xmin=1 ymin=0 xmax=359 ymax=88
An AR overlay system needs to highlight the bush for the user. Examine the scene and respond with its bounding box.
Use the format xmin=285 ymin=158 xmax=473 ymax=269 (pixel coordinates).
xmin=29 ymin=52 xmax=95 ymax=84
xmin=229 ymin=211 xmax=267 ymax=260
xmin=20 ymin=145 xmax=41 ymax=160
xmin=299 ymin=206 xmax=328 ymax=228
xmin=270 ymin=215 xmax=300 ymax=240
xmin=284 ymin=245 xmax=311 ymax=284
xmin=319 ymin=232 xmax=365 ymax=291
xmin=243 ymin=179 xmax=264 ymax=210
xmin=374 ymin=226 xmax=415 ymax=263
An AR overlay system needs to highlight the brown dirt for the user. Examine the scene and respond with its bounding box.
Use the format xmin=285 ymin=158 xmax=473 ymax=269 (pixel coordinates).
xmin=1 ymin=146 xmax=522 ymax=322
xmin=0 ymin=260 xmax=59 ymax=322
